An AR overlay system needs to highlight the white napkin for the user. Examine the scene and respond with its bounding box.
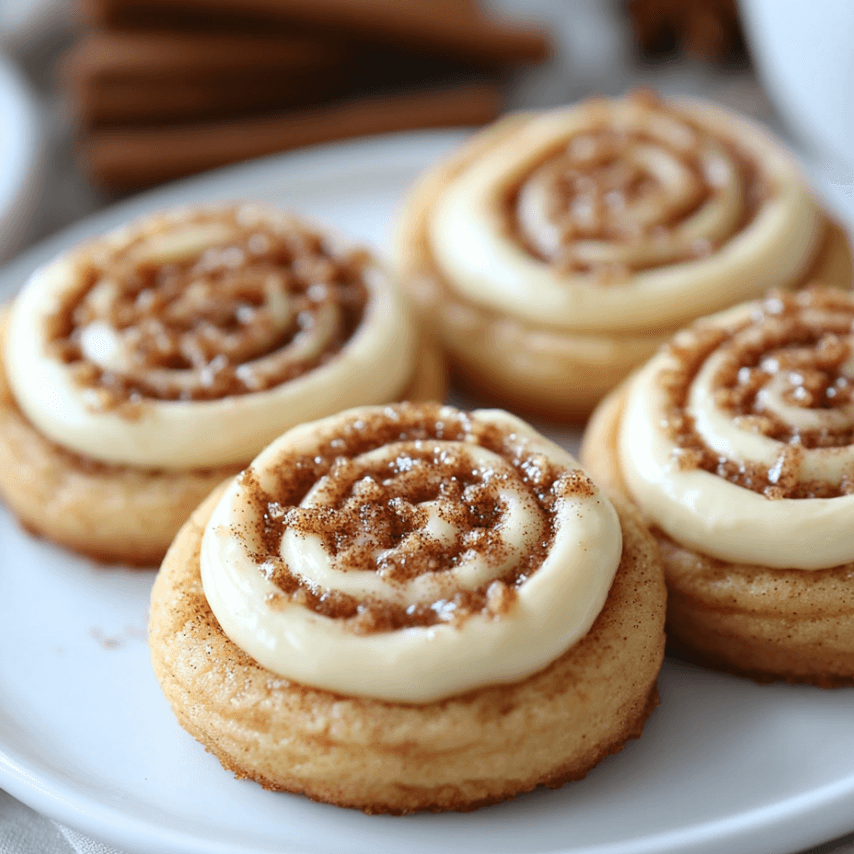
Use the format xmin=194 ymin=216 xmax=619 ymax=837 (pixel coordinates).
xmin=55 ymin=824 xmax=123 ymax=854
xmin=0 ymin=789 xmax=123 ymax=854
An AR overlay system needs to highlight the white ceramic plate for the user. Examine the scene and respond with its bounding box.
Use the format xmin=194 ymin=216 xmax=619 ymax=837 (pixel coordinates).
xmin=0 ymin=51 xmax=41 ymax=262
xmin=1 ymin=131 xmax=853 ymax=854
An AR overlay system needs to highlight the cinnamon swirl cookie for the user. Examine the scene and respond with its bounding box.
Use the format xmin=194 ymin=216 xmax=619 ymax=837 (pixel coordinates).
xmin=395 ymin=90 xmax=852 ymax=420
xmin=150 ymin=402 xmax=666 ymax=813
xmin=581 ymin=287 xmax=854 ymax=686
xmin=0 ymin=204 xmax=444 ymax=564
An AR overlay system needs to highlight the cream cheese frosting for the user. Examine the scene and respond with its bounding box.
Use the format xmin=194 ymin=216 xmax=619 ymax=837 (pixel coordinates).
xmin=618 ymin=289 xmax=854 ymax=570
xmin=200 ymin=404 xmax=623 ymax=703
xmin=4 ymin=204 xmax=417 ymax=470
xmin=428 ymin=94 xmax=823 ymax=335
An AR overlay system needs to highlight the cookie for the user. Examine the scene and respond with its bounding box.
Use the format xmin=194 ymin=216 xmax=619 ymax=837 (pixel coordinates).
xmin=581 ymin=286 xmax=854 ymax=685
xmin=394 ymin=89 xmax=853 ymax=420
xmin=150 ymin=401 xmax=666 ymax=812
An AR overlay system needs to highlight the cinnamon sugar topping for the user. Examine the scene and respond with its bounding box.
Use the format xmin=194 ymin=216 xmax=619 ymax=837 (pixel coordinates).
xmin=47 ymin=206 xmax=368 ymax=409
xmin=237 ymin=403 xmax=586 ymax=633
xmin=511 ymin=90 xmax=767 ymax=280
xmin=660 ymin=288 xmax=854 ymax=498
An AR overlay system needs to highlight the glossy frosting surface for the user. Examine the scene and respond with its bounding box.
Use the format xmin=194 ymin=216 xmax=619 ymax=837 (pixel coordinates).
xmin=201 ymin=404 xmax=623 ymax=702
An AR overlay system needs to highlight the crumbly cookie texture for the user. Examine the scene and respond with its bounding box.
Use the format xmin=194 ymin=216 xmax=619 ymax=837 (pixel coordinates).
xmin=0 ymin=203 xmax=445 ymax=564
xmin=150 ymin=403 xmax=666 ymax=812
xmin=581 ymin=287 xmax=854 ymax=685
xmin=395 ymin=90 xmax=852 ymax=420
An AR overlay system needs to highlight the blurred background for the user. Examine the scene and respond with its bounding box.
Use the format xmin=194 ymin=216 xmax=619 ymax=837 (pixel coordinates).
xmin=0 ymin=0 xmax=851 ymax=262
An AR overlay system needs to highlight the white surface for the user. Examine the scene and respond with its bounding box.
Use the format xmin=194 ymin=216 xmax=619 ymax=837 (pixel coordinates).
xmin=0 ymin=131 xmax=853 ymax=854
xmin=0 ymin=52 xmax=41 ymax=262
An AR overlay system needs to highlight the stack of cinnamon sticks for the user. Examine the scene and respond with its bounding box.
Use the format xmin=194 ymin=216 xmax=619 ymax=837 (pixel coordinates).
xmin=65 ymin=0 xmax=549 ymax=191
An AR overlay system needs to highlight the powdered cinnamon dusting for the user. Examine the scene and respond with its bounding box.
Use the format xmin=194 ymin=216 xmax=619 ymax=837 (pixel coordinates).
xmin=47 ymin=206 xmax=368 ymax=411
xmin=660 ymin=288 xmax=854 ymax=499
xmin=509 ymin=90 xmax=768 ymax=280
xmin=237 ymin=403 xmax=592 ymax=633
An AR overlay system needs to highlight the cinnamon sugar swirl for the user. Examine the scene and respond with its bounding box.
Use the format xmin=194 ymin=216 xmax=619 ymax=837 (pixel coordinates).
xmin=581 ymin=287 xmax=854 ymax=685
xmin=395 ymin=90 xmax=852 ymax=420
xmin=0 ymin=204 xmax=445 ymax=564
xmin=150 ymin=402 xmax=666 ymax=812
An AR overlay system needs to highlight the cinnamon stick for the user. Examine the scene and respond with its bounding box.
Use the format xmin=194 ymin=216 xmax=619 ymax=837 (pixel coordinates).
xmin=64 ymin=30 xmax=348 ymax=123
xmin=80 ymin=80 xmax=503 ymax=190
xmin=79 ymin=0 xmax=550 ymax=65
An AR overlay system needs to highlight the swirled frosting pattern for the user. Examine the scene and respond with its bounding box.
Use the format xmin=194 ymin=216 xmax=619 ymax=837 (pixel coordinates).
xmin=200 ymin=403 xmax=622 ymax=703
xmin=429 ymin=91 xmax=825 ymax=334
xmin=619 ymin=288 xmax=854 ymax=569
xmin=5 ymin=204 xmax=416 ymax=469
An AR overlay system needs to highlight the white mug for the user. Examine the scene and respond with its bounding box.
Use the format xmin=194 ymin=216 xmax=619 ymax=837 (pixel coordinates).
xmin=740 ymin=0 xmax=854 ymax=166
